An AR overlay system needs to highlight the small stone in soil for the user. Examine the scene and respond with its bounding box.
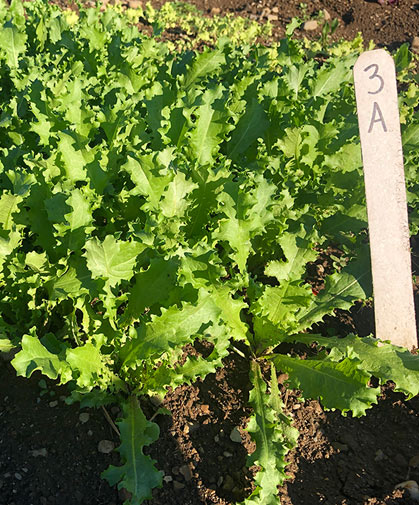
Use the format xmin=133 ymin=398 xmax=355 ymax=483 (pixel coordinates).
xmin=163 ymin=475 xmax=173 ymax=483
xmin=323 ymin=9 xmax=331 ymax=20
xmin=222 ymin=475 xmax=235 ymax=491
xmin=49 ymin=401 xmax=58 ymax=408
xmin=14 ymin=473 xmax=22 ymax=480
xmin=411 ymin=36 xmax=419 ymax=55
xmin=179 ymin=464 xmax=193 ymax=481
xmin=303 ymin=20 xmax=319 ymax=31
xmin=79 ymin=412 xmax=90 ymax=424
xmin=223 ymin=451 xmax=233 ymax=457
xmin=173 ymin=481 xmax=185 ymax=490
xmin=98 ymin=440 xmax=114 ymax=454
xmin=30 ymin=448 xmax=48 ymax=457
xmin=375 ymin=449 xmax=385 ymax=461
xmin=230 ymin=427 xmax=242 ymax=443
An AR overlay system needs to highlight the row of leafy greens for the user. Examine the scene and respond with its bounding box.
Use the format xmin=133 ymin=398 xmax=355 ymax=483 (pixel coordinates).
xmin=0 ymin=0 xmax=418 ymax=503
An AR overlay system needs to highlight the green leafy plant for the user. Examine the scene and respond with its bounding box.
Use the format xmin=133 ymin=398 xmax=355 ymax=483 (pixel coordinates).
xmin=0 ymin=1 xmax=418 ymax=504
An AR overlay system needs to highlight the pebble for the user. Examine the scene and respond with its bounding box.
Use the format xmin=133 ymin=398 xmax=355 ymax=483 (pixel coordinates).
xmin=230 ymin=427 xmax=242 ymax=443
xmin=223 ymin=475 xmax=235 ymax=491
xmin=217 ymin=476 xmax=224 ymax=487
xmin=303 ymin=20 xmax=319 ymax=31
xmin=79 ymin=413 xmax=90 ymax=424
xmin=30 ymin=448 xmax=48 ymax=457
xmin=267 ymin=14 xmax=278 ymax=22
xmin=323 ymin=9 xmax=331 ymax=21
xmin=292 ymin=403 xmax=301 ymax=410
xmin=411 ymin=36 xmax=419 ymax=55
xmin=98 ymin=440 xmax=114 ymax=454
xmin=272 ymin=6 xmax=279 ymax=13
xmin=173 ymin=480 xmax=185 ymax=490
xmin=49 ymin=401 xmax=58 ymax=408
xmin=223 ymin=451 xmax=233 ymax=458
xmin=214 ymin=434 xmax=220 ymax=443
xmin=87 ymin=430 xmax=93 ymax=436
xmin=210 ymin=7 xmax=221 ymax=15
xmin=179 ymin=464 xmax=193 ymax=482
xmin=3 ymin=473 xmax=10 ymax=478
xmin=14 ymin=473 xmax=22 ymax=481
xmin=163 ymin=475 xmax=173 ymax=483
xmin=375 ymin=449 xmax=385 ymax=461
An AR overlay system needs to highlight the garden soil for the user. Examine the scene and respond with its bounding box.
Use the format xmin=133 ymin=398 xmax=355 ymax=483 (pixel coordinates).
xmin=1 ymin=0 xmax=419 ymax=504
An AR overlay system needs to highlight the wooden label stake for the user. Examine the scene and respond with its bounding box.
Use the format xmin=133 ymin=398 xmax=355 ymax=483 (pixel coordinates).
xmin=354 ymin=49 xmax=417 ymax=349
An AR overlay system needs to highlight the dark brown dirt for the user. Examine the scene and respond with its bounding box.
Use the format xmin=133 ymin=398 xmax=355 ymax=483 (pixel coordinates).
xmin=1 ymin=1 xmax=419 ymax=505
xmin=146 ymin=0 xmax=419 ymax=50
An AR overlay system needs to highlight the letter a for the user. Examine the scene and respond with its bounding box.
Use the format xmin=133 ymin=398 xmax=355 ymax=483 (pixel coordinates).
xmin=368 ymin=102 xmax=387 ymax=133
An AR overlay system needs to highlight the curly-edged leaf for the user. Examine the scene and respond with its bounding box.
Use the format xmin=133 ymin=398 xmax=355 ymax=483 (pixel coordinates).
xmin=57 ymin=132 xmax=91 ymax=183
xmin=120 ymin=289 xmax=222 ymax=366
xmin=160 ymin=171 xmax=197 ymax=218
xmin=265 ymin=225 xmax=318 ymax=283
xmin=294 ymin=255 xmax=372 ymax=332
xmin=228 ymin=98 xmax=269 ymax=160
xmin=0 ymin=19 xmax=26 ymax=68
xmin=256 ymin=282 xmax=313 ymax=328
xmin=0 ymin=192 xmax=22 ymax=230
xmin=122 ymin=258 xmax=179 ymax=325
xmin=102 ymin=397 xmax=163 ymax=505
xmin=11 ymin=330 xmax=70 ymax=381
xmin=189 ymin=84 xmax=231 ymax=165
xmin=66 ymin=342 xmax=109 ymax=389
xmin=122 ymin=154 xmax=172 ymax=210
xmin=272 ymin=354 xmax=380 ymax=416
xmin=241 ymin=361 xmax=298 ymax=505
xmin=288 ymin=333 xmax=419 ymax=399
xmin=183 ymin=47 xmax=226 ymax=89
xmin=215 ymin=177 xmax=275 ymax=272
xmin=311 ymin=60 xmax=351 ymax=97
xmin=84 ymin=235 xmax=145 ymax=287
